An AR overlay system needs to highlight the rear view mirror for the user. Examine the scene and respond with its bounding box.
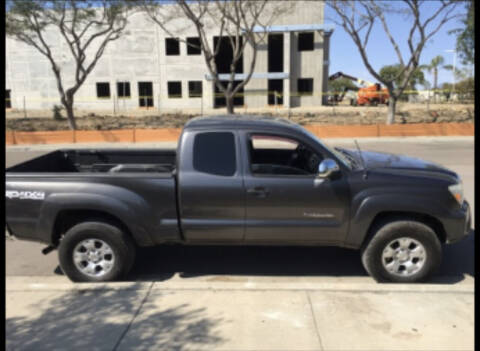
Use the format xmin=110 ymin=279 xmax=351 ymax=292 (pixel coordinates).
xmin=317 ymin=159 xmax=339 ymax=178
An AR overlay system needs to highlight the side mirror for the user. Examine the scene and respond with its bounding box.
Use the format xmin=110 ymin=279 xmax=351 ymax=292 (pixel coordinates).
xmin=317 ymin=158 xmax=339 ymax=178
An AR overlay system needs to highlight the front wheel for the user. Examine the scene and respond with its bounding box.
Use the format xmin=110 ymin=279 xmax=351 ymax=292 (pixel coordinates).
xmin=58 ymin=221 xmax=136 ymax=282
xmin=361 ymin=220 xmax=442 ymax=283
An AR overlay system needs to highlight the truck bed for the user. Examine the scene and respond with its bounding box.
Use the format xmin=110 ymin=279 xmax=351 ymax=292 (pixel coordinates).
xmin=6 ymin=148 xmax=180 ymax=246
xmin=6 ymin=149 xmax=177 ymax=173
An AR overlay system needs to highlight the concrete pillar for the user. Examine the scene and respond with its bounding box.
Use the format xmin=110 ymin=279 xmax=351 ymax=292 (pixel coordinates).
xmin=244 ymin=34 xmax=268 ymax=109
xmin=289 ymin=32 xmax=300 ymax=108
xmin=321 ymin=31 xmax=332 ymax=105
xmin=283 ymin=31 xmax=291 ymax=108
xmin=204 ymin=80 xmax=214 ymax=110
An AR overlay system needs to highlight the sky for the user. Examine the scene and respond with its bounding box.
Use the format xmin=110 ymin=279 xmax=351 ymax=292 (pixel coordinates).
xmin=324 ymin=1 xmax=470 ymax=88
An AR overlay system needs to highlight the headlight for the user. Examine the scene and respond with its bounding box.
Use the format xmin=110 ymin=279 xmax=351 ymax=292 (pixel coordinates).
xmin=448 ymin=180 xmax=464 ymax=205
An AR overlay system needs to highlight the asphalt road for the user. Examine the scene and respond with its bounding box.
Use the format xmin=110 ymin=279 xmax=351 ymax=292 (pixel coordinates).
xmin=5 ymin=137 xmax=474 ymax=282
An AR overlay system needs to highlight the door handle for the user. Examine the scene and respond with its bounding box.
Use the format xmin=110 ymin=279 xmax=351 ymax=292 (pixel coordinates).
xmin=247 ymin=187 xmax=269 ymax=198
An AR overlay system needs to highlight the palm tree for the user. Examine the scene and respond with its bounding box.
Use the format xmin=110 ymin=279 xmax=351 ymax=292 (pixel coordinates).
xmin=420 ymin=55 xmax=448 ymax=102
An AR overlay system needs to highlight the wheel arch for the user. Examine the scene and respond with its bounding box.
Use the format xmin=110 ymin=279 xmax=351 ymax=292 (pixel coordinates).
xmin=52 ymin=209 xmax=135 ymax=246
xmin=361 ymin=211 xmax=447 ymax=250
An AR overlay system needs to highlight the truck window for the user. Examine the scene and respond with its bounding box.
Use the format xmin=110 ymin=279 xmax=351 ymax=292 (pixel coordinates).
xmin=248 ymin=134 xmax=322 ymax=176
xmin=193 ymin=132 xmax=236 ymax=176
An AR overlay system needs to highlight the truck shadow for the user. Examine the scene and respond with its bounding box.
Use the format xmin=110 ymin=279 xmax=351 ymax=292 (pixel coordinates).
xmin=126 ymin=231 xmax=474 ymax=284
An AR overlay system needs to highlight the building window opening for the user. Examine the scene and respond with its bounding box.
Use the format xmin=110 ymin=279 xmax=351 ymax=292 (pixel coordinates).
xmin=166 ymin=38 xmax=180 ymax=55
xmin=138 ymin=81 xmax=154 ymax=107
xmin=168 ymin=81 xmax=182 ymax=98
xmin=298 ymin=78 xmax=314 ymax=96
xmin=268 ymin=34 xmax=283 ymax=73
xmin=96 ymin=82 xmax=111 ymax=98
xmin=298 ymin=32 xmax=314 ymax=51
xmin=214 ymin=81 xmax=244 ymax=108
xmin=189 ymin=81 xmax=203 ymax=98
xmin=213 ymin=36 xmax=243 ymax=74
xmin=187 ymin=37 xmax=201 ymax=55
xmin=117 ymin=82 xmax=131 ymax=98
xmin=268 ymin=80 xmax=283 ymax=105
xmin=6 ymin=89 xmax=11 ymax=108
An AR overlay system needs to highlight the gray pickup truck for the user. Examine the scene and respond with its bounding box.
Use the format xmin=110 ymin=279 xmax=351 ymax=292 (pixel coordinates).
xmin=6 ymin=115 xmax=471 ymax=283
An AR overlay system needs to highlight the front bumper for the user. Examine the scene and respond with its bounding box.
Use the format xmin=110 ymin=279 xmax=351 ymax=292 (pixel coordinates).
xmin=444 ymin=201 xmax=472 ymax=244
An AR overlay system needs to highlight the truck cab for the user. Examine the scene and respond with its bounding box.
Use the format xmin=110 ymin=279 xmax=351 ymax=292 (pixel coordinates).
xmin=177 ymin=116 xmax=351 ymax=245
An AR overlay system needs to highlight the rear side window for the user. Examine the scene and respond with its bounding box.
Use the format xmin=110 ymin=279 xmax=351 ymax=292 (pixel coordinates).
xmin=193 ymin=132 xmax=236 ymax=176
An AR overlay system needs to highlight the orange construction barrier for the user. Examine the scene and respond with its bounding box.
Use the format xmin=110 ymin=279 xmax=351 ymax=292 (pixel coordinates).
xmin=6 ymin=123 xmax=474 ymax=145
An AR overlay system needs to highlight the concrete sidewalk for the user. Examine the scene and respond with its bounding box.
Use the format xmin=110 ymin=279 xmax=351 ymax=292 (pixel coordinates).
xmin=6 ymin=276 xmax=474 ymax=351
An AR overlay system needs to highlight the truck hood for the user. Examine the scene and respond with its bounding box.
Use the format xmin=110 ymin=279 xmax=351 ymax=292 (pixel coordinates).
xmin=342 ymin=148 xmax=458 ymax=178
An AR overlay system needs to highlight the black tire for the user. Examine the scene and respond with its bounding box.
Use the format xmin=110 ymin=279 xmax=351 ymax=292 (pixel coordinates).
xmin=58 ymin=221 xmax=136 ymax=282
xmin=361 ymin=219 xmax=442 ymax=283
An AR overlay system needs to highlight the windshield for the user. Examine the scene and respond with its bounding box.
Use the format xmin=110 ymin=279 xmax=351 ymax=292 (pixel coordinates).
xmin=300 ymin=127 xmax=353 ymax=170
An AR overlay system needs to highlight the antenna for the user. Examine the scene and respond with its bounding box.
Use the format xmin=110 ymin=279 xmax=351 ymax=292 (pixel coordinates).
xmin=354 ymin=139 xmax=368 ymax=179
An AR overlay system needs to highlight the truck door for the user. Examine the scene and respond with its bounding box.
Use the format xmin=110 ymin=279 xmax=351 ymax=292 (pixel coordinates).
xmin=177 ymin=130 xmax=245 ymax=242
xmin=241 ymin=132 xmax=350 ymax=244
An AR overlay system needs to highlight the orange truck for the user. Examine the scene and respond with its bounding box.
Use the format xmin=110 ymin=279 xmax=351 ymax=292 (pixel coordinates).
xmin=329 ymin=72 xmax=389 ymax=106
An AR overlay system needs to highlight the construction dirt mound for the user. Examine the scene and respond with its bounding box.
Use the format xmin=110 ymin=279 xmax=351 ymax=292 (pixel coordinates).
xmin=6 ymin=104 xmax=474 ymax=132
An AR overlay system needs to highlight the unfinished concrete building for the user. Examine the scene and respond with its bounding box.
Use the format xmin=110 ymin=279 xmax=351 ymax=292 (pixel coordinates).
xmin=5 ymin=1 xmax=332 ymax=113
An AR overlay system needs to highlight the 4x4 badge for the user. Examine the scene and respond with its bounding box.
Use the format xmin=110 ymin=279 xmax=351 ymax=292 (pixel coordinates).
xmin=6 ymin=191 xmax=45 ymax=200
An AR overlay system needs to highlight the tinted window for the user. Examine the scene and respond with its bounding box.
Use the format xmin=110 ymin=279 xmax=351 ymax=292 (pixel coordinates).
xmin=193 ymin=132 xmax=236 ymax=176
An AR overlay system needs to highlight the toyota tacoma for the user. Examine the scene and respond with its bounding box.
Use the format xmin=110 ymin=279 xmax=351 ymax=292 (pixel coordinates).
xmin=5 ymin=115 xmax=472 ymax=282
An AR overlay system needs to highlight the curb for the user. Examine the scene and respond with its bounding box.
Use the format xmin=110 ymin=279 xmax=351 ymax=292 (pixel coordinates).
xmin=6 ymin=276 xmax=474 ymax=293
xmin=6 ymin=122 xmax=474 ymax=145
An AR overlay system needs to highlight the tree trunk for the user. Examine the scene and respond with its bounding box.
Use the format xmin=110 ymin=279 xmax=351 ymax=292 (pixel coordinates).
xmin=433 ymin=69 xmax=438 ymax=103
xmin=64 ymin=100 xmax=77 ymax=130
xmin=226 ymin=94 xmax=235 ymax=114
xmin=386 ymin=97 xmax=397 ymax=125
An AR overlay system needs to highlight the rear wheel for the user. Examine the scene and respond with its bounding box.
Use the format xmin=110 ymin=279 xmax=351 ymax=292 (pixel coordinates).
xmin=361 ymin=219 xmax=442 ymax=283
xmin=58 ymin=221 xmax=136 ymax=282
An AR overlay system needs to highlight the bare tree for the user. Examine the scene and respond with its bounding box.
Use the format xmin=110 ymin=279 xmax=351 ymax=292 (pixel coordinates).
xmin=140 ymin=0 xmax=294 ymax=114
xmin=6 ymin=0 xmax=130 ymax=129
xmin=327 ymin=1 xmax=461 ymax=124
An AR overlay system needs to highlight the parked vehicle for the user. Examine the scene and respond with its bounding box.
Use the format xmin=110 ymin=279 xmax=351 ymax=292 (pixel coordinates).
xmin=5 ymin=115 xmax=471 ymax=283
